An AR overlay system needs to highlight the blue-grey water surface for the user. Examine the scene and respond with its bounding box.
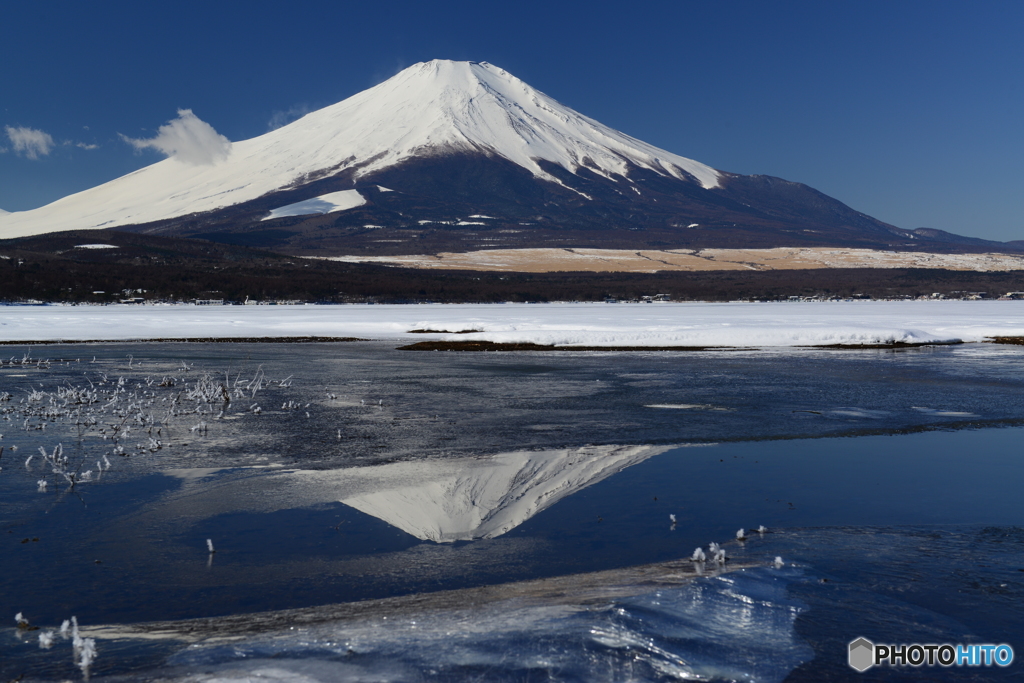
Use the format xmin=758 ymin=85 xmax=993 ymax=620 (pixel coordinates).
xmin=1 ymin=341 xmax=1022 ymax=681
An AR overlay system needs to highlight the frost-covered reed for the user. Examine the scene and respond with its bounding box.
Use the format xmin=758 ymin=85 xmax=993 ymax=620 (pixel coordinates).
xmin=38 ymin=629 xmax=54 ymax=648
xmin=16 ymin=613 xmax=97 ymax=679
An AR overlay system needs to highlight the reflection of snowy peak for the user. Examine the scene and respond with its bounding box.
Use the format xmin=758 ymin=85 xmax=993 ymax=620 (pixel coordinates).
xmin=340 ymin=445 xmax=672 ymax=542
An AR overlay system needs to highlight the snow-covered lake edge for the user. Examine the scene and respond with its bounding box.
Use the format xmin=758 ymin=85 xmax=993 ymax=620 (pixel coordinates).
xmin=2 ymin=300 xmax=1023 ymax=348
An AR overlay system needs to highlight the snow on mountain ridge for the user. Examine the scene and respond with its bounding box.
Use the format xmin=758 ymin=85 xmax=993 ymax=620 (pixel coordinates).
xmin=0 ymin=60 xmax=720 ymax=239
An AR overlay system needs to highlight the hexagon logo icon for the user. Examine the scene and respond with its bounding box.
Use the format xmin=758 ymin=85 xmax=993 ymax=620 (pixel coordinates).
xmin=848 ymin=637 xmax=875 ymax=672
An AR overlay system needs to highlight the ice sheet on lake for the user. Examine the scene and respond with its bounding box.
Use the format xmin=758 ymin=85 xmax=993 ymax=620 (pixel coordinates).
xmin=82 ymin=560 xmax=811 ymax=683
xmin=1 ymin=300 xmax=1023 ymax=348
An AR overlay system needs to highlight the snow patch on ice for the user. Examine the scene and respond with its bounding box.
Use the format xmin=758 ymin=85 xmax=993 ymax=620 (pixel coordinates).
xmin=911 ymin=407 xmax=979 ymax=418
xmin=646 ymin=404 xmax=732 ymax=411
xmin=827 ymin=408 xmax=889 ymax=419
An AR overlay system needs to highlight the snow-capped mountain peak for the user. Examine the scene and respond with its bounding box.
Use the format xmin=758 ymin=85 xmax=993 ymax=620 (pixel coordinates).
xmin=0 ymin=60 xmax=719 ymax=239
xmin=312 ymin=59 xmax=721 ymax=190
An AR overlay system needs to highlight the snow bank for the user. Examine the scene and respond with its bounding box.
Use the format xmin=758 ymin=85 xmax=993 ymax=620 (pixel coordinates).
xmin=1 ymin=300 xmax=1022 ymax=347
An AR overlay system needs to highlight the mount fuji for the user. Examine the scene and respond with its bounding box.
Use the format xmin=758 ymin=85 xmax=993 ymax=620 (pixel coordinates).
xmin=0 ymin=60 xmax=1011 ymax=255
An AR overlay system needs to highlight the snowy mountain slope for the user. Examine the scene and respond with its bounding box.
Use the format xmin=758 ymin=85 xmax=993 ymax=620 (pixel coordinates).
xmin=2 ymin=60 xmax=1011 ymax=256
xmin=0 ymin=61 xmax=719 ymax=240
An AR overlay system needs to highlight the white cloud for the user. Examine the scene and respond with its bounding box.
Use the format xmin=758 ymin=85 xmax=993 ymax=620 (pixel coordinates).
xmin=74 ymin=142 xmax=99 ymax=150
xmin=268 ymin=103 xmax=312 ymax=131
xmin=5 ymin=126 xmax=55 ymax=159
xmin=122 ymin=109 xmax=232 ymax=165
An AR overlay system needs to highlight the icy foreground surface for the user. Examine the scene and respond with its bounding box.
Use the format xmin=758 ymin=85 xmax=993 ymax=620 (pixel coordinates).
xmin=171 ymin=571 xmax=808 ymax=682
xmin=79 ymin=563 xmax=811 ymax=683
xmin=1 ymin=337 xmax=1022 ymax=680
xmin=0 ymin=60 xmax=719 ymax=238
xmin=2 ymin=300 xmax=1023 ymax=347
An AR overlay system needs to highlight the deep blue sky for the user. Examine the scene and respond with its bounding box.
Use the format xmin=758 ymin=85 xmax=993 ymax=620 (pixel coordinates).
xmin=2 ymin=1 xmax=1022 ymax=241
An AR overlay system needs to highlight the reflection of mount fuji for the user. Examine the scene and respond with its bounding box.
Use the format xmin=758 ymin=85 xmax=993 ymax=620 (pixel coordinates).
xmin=338 ymin=445 xmax=673 ymax=543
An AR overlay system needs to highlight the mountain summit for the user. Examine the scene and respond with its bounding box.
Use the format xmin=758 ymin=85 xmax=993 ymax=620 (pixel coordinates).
xmin=0 ymin=60 xmax=1009 ymax=254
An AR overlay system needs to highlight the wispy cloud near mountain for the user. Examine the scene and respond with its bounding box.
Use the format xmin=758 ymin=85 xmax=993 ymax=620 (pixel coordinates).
xmin=122 ymin=109 xmax=231 ymax=165
xmin=267 ymin=103 xmax=312 ymax=131
xmin=5 ymin=126 xmax=55 ymax=159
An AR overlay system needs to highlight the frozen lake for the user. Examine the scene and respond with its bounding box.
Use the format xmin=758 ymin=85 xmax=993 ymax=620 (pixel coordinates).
xmin=1 ymin=327 xmax=1023 ymax=680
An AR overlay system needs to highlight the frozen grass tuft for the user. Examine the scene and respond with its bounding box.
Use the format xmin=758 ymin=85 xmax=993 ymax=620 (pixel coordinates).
xmin=77 ymin=637 xmax=97 ymax=679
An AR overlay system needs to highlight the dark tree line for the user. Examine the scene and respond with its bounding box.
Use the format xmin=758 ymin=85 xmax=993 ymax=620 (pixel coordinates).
xmin=3 ymin=230 xmax=1024 ymax=304
xmin=5 ymin=256 xmax=1024 ymax=304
